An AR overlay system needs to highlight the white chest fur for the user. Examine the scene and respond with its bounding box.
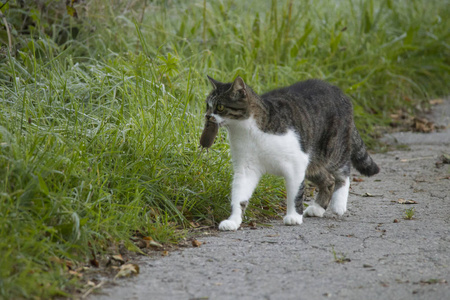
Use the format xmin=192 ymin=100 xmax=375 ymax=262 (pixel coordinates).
xmin=225 ymin=117 xmax=309 ymax=177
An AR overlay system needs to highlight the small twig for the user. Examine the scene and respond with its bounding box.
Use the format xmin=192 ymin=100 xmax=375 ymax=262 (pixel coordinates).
xmin=400 ymin=156 xmax=435 ymax=162
xmin=81 ymin=281 xmax=105 ymax=299
xmin=350 ymin=192 xmax=384 ymax=197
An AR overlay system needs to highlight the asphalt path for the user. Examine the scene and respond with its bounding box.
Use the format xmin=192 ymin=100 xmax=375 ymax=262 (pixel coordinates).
xmin=92 ymin=100 xmax=450 ymax=300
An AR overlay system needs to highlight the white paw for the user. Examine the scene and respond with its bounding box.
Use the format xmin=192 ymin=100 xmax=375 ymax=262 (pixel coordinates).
xmin=218 ymin=220 xmax=240 ymax=231
xmin=283 ymin=213 xmax=303 ymax=225
xmin=304 ymin=203 xmax=325 ymax=217
xmin=330 ymin=177 xmax=349 ymax=216
xmin=330 ymin=203 xmax=347 ymax=216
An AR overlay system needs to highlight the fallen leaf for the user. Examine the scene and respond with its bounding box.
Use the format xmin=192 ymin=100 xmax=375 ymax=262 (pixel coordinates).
xmin=398 ymin=198 xmax=417 ymax=204
xmin=190 ymin=221 xmax=199 ymax=228
xmin=353 ymin=177 xmax=364 ymax=182
xmin=419 ymin=279 xmax=447 ymax=285
xmin=412 ymin=117 xmax=434 ymax=133
xmin=442 ymin=154 xmax=450 ymax=164
xmin=162 ymin=251 xmax=169 ymax=256
xmin=363 ymin=264 xmax=373 ymax=268
xmin=362 ymin=192 xmax=383 ymax=197
xmin=111 ymin=254 xmax=125 ymax=264
xmin=68 ymin=270 xmax=83 ymax=278
xmin=114 ymin=264 xmax=140 ymax=279
xmin=429 ymin=98 xmax=444 ymax=105
xmin=143 ymin=236 xmax=163 ymax=248
xmin=192 ymin=239 xmax=202 ymax=247
xmin=90 ymin=258 xmax=99 ymax=268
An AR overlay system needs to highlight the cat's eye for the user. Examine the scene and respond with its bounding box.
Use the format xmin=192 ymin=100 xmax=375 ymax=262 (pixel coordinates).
xmin=217 ymin=104 xmax=225 ymax=112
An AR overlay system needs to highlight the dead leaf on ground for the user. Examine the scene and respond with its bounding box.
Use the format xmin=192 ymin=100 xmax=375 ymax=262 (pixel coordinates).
xmin=362 ymin=192 xmax=382 ymax=197
xmin=143 ymin=236 xmax=163 ymax=248
xmin=418 ymin=279 xmax=447 ymax=285
xmin=414 ymin=177 xmax=427 ymax=182
xmin=111 ymin=254 xmax=125 ymax=264
xmin=429 ymin=98 xmax=444 ymax=105
xmin=49 ymin=257 xmax=73 ymax=270
xmin=114 ymin=263 xmax=140 ymax=279
xmin=353 ymin=177 xmax=364 ymax=182
xmin=398 ymin=198 xmax=417 ymax=204
xmin=412 ymin=117 xmax=434 ymax=133
xmin=192 ymin=239 xmax=202 ymax=247
xmin=68 ymin=270 xmax=83 ymax=278
xmin=86 ymin=281 xmax=96 ymax=287
xmin=349 ymin=192 xmax=383 ymax=197
xmin=190 ymin=221 xmax=200 ymax=228
xmin=89 ymin=258 xmax=99 ymax=268
xmin=161 ymin=251 xmax=169 ymax=256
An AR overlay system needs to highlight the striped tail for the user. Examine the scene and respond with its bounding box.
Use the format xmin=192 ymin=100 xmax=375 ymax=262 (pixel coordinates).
xmin=350 ymin=125 xmax=380 ymax=176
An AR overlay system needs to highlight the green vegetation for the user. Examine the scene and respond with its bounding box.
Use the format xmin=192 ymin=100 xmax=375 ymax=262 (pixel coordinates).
xmin=404 ymin=207 xmax=416 ymax=220
xmin=331 ymin=246 xmax=350 ymax=263
xmin=0 ymin=0 xmax=448 ymax=297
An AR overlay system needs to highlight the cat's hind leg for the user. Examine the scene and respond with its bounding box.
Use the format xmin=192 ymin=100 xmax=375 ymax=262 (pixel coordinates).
xmin=329 ymin=162 xmax=351 ymax=216
xmin=304 ymin=168 xmax=335 ymax=217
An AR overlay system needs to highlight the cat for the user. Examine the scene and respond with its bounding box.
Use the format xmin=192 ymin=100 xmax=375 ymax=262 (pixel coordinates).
xmin=202 ymin=76 xmax=380 ymax=231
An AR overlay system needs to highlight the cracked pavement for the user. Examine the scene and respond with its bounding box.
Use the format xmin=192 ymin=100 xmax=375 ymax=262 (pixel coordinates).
xmin=93 ymin=100 xmax=450 ymax=300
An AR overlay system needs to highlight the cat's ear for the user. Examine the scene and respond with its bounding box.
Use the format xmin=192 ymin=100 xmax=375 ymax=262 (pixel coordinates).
xmin=207 ymin=75 xmax=221 ymax=90
xmin=231 ymin=76 xmax=247 ymax=96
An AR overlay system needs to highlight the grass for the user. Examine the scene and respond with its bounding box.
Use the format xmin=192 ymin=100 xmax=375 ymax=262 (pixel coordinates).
xmin=331 ymin=246 xmax=351 ymax=264
xmin=0 ymin=0 xmax=449 ymax=298
xmin=404 ymin=207 xmax=416 ymax=220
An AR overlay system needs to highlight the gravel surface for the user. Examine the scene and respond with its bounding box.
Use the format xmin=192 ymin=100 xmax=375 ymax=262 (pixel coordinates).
xmin=92 ymin=101 xmax=450 ymax=300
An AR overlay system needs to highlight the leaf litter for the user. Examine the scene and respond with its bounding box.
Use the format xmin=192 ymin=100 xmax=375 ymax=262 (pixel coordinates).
xmin=397 ymin=198 xmax=418 ymax=204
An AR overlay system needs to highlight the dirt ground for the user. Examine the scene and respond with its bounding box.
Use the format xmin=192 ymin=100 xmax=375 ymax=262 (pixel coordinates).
xmin=91 ymin=100 xmax=449 ymax=300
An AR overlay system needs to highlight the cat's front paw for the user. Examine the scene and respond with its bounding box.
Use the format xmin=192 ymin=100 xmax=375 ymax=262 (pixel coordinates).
xmin=304 ymin=203 xmax=325 ymax=217
xmin=218 ymin=219 xmax=240 ymax=231
xmin=330 ymin=203 xmax=346 ymax=216
xmin=283 ymin=213 xmax=303 ymax=225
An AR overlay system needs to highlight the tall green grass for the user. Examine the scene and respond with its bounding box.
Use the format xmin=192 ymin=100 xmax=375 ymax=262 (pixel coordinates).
xmin=0 ymin=0 xmax=449 ymax=297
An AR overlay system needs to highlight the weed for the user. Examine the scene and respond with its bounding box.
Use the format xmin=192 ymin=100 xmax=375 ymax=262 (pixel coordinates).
xmin=332 ymin=246 xmax=351 ymax=264
xmin=404 ymin=207 xmax=416 ymax=220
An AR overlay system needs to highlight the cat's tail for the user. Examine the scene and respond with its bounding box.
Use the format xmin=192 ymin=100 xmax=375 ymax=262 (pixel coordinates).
xmin=350 ymin=126 xmax=380 ymax=176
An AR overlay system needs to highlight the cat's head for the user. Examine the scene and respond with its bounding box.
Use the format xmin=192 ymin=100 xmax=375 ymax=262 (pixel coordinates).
xmin=204 ymin=76 xmax=251 ymax=126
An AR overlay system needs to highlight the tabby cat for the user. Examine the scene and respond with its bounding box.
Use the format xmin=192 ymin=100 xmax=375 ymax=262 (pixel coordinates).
xmin=201 ymin=76 xmax=379 ymax=231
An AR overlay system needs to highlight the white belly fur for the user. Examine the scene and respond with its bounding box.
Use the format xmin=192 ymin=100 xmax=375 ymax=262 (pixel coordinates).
xmin=227 ymin=118 xmax=309 ymax=177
